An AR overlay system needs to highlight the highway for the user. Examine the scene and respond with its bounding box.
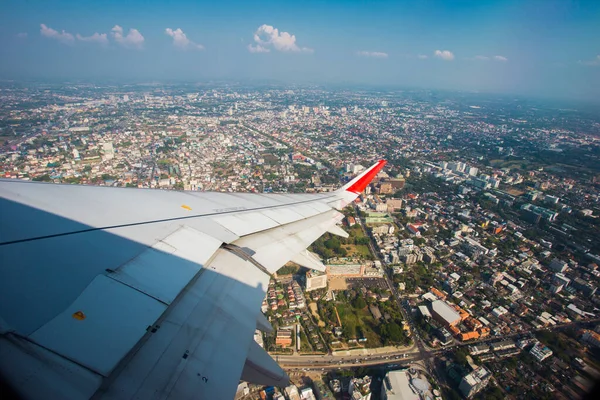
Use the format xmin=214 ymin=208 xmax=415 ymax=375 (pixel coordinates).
xmin=275 ymin=317 xmax=600 ymax=371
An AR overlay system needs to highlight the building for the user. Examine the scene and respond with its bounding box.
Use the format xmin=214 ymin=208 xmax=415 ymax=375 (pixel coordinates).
xmin=300 ymin=387 xmax=317 ymax=400
xmin=468 ymin=344 xmax=490 ymax=355
xmin=491 ymin=341 xmax=516 ymax=352
xmin=285 ymin=385 xmax=301 ymax=400
xmin=386 ymin=198 xmax=403 ymax=212
xmin=373 ymin=224 xmax=392 ymax=235
xmin=326 ymin=263 xmax=365 ymax=277
xmin=381 ymin=370 xmax=420 ymax=400
xmin=458 ymin=367 xmax=491 ymax=398
xmin=403 ymin=253 xmax=418 ymax=265
xmin=349 ymin=376 xmax=372 ymax=400
xmin=378 ymin=182 xmax=394 ymax=194
xmin=554 ymin=273 xmax=571 ymax=287
xmin=306 ymin=270 xmax=327 ymax=291
xmin=521 ymin=203 xmax=558 ymax=222
xmin=530 ymin=342 xmax=553 ymax=362
xmin=571 ymin=277 xmax=597 ymax=297
xmin=436 ymin=328 xmax=453 ymax=346
xmin=548 ymin=258 xmax=568 ymax=273
xmin=582 ymin=330 xmax=600 ymax=348
xmin=276 ymin=329 xmax=293 ymax=347
xmin=430 ymin=300 xmax=461 ymax=327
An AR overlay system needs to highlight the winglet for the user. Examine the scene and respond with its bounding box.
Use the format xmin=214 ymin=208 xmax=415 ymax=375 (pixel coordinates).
xmin=341 ymin=160 xmax=387 ymax=194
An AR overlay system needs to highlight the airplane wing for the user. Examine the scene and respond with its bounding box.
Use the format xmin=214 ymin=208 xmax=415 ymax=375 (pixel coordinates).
xmin=0 ymin=160 xmax=386 ymax=400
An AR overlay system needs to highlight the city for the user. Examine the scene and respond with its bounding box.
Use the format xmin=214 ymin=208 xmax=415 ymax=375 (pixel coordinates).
xmin=1 ymin=81 xmax=600 ymax=399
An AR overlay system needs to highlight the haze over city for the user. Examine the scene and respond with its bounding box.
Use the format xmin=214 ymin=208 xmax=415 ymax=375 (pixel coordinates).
xmin=1 ymin=0 xmax=600 ymax=101
xmin=2 ymin=1 xmax=600 ymax=400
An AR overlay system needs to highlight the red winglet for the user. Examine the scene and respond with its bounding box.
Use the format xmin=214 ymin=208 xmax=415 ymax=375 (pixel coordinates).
xmin=345 ymin=160 xmax=387 ymax=194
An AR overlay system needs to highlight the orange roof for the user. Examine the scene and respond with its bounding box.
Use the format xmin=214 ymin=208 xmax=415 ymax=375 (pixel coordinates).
xmin=460 ymin=331 xmax=480 ymax=341
xmin=430 ymin=287 xmax=446 ymax=300
xmin=448 ymin=325 xmax=460 ymax=336
xmin=465 ymin=317 xmax=482 ymax=329
xmin=478 ymin=327 xmax=490 ymax=337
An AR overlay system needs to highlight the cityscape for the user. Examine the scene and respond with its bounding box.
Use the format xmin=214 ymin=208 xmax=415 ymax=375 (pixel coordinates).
xmin=1 ymin=80 xmax=600 ymax=400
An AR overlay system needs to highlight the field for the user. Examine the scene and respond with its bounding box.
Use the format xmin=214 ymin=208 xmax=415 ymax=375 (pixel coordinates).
xmin=329 ymin=276 xmax=348 ymax=291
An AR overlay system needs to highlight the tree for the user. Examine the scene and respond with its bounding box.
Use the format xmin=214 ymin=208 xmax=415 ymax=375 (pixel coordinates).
xmin=342 ymin=321 xmax=356 ymax=338
xmin=353 ymin=297 xmax=367 ymax=309
xmin=381 ymin=322 xmax=404 ymax=343
xmin=33 ymin=174 xmax=52 ymax=182
xmin=325 ymin=238 xmax=341 ymax=251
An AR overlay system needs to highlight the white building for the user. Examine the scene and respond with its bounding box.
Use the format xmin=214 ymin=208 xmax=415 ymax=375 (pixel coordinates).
xmin=530 ymin=342 xmax=553 ymax=362
xmin=381 ymin=370 xmax=419 ymax=400
xmin=306 ymin=270 xmax=327 ymax=291
xmin=459 ymin=367 xmax=491 ymax=398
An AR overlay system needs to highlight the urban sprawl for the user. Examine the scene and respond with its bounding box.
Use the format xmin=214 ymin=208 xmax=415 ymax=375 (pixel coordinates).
xmin=2 ymin=82 xmax=600 ymax=400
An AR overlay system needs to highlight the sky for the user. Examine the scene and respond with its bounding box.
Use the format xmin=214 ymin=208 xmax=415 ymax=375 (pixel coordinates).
xmin=1 ymin=0 xmax=599 ymax=102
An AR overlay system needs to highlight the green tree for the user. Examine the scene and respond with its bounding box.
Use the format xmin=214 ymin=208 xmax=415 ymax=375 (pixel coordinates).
xmin=353 ymin=297 xmax=367 ymax=309
xmin=381 ymin=322 xmax=404 ymax=343
xmin=33 ymin=174 xmax=52 ymax=182
xmin=325 ymin=238 xmax=341 ymax=251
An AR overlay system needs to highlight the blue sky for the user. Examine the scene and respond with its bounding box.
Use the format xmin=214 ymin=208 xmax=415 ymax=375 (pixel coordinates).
xmin=1 ymin=0 xmax=599 ymax=101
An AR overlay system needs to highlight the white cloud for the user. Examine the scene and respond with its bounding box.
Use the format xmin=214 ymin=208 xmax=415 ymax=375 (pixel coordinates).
xmin=248 ymin=44 xmax=270 ymax=53
xmin=356 ymin=51 xmax=388 ymax=58
xmin=165 ymin=28 xmax=204 ymax=50
xmin=16 ymin=32 xmax=28 ymax=39
xmin=474 ymin=55 xmax=490 ymax=61
xmin=417 ymin=54 xmax=428 ymax=59
xmin=111 ymin=25 xmax=144 ymax=49
xmin=434 ymin=49 xmax=454 ymax=61
xmin=579 ymin=55 xmax=600 ymax=66
xmin=76 ymin=32 xmax=109 ymax=46
xmin=40 ymin=24 xmax=74 ymax=45
xmin=493 ymin=55 xmax=508 ymax=62
xmin=249 ymin=24 xmax=313 ymax=53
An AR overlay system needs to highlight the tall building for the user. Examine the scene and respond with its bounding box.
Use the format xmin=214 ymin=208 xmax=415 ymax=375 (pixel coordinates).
xmin=458 ymin=367 xmax=491 ymax=398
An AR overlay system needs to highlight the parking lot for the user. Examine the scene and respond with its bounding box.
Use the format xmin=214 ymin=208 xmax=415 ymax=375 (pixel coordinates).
xmin=346 ymin=277 xmax=389 ymax=291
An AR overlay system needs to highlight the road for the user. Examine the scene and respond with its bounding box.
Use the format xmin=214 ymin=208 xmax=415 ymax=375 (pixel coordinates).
xmin=352 ymin=205 xmax=435 ymax=375
xmin=274 ymin=317 xmax=600 ymax=373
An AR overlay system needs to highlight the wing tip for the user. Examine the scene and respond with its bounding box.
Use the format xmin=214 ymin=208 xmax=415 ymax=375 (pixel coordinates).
xmin=345 ymin=159 xmax=387 ymax=194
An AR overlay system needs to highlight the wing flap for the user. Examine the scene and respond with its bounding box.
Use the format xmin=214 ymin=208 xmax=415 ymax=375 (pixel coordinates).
xmin=290 ymin=250 xmax=326 ymax=272
xmin=99 ymin=249 xmax=270 ymax=400
xmin=232 ymin=209 xmax=344 ymax=273
xmin=241 ymin=340 xmax=289 ymax=387
xmin=108 ymin=226 xmax=222 ymax=304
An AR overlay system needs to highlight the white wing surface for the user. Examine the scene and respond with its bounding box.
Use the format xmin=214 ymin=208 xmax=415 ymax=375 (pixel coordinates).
xmin=0 ymin=160 xmax=386 ymax=400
